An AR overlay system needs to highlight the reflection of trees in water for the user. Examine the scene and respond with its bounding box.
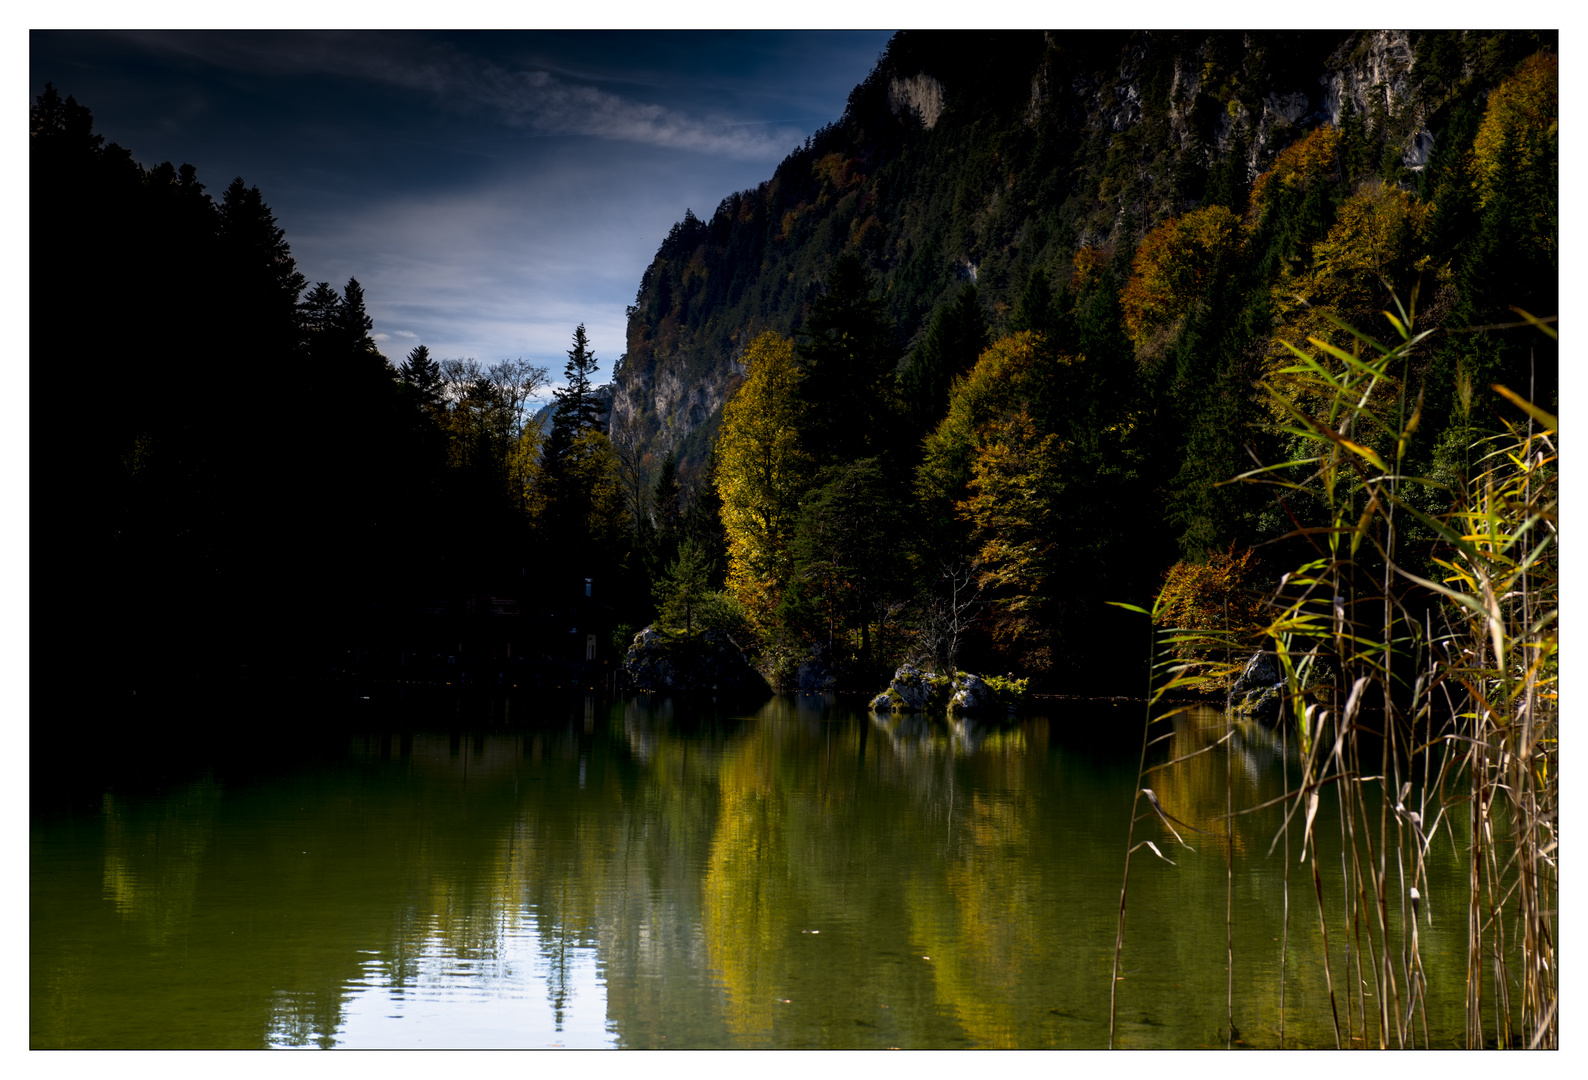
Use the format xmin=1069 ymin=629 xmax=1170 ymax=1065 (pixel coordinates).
xmin=39 ymin=698 xmax=1479 ymax=1047
xmin=1140 ymin=706 xmax=1281 ymax=856
xmin=1112 ymin=704 xmax=1480 ymax=1047
xmin=267 ymin=987 xmax=344 ymax=1050
xmin=100 ymin=777 xmax=222 ymax=946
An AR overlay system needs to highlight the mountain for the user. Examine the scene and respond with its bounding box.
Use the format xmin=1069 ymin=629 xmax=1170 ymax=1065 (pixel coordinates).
xmin=610 ymin=29 xmax=1552 ymax=485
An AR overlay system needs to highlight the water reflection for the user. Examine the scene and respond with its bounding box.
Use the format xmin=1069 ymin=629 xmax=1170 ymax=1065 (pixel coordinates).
xmin=31 ymin=695 xmax=1479 ymax=1048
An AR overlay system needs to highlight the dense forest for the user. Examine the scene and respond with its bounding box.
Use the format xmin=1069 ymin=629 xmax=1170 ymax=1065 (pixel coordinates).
xmin=620 ymin=29 xmax=1556 ymax=692
xmin=33 ymin=28 xmax=1556 ymax=704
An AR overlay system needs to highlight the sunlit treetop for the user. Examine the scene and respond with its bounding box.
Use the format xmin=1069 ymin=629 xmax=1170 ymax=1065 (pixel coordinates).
xmin=1246 ymin=124 xmax=1341 ymax=224
xmin=1470 ymin=51 xmax=1557 ymax=209
xmin=1119 ymin=205 xmax=1244 ymax=345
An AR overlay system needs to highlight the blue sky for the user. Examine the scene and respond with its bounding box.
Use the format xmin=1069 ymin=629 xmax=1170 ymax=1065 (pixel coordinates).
xmin=30 ymin=30 xmax=894 ymax=395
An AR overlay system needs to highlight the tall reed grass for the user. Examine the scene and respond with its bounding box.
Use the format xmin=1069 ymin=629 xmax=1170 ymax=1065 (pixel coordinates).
xmin=1110 ymin=303 xmax=1557 ymax=1048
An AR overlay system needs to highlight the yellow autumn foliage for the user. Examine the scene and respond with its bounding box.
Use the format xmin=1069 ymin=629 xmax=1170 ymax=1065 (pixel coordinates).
xmin=714 ymin=332 xmax=811 ymax=630
xmin=1245 ymin=124 xmax=1341 ymax=224
xmin=1119 ymin=205 xmax=1243 ymax=345
xmin=1470 ymin=52 xmax=1557 ymax=210
xmin=1263 ymin=182 xmax=1430 ymax=431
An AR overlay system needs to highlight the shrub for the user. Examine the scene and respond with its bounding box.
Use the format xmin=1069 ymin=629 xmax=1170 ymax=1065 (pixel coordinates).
xmin=1153 ymin=545 xmax=1268 ymax=678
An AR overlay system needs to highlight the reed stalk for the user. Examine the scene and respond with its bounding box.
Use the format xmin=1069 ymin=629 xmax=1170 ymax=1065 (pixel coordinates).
xmin=1114 ymin=300 xmax=1556 ymax=1048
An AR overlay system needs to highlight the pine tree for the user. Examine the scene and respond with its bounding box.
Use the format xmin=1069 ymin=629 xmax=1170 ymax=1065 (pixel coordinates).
xmin=1204 ymin=120 xmax=1251 ymax=214
xmin=545 ymin=324 xmax=605 ymax=470
xmin=1339 ymin=97 xmax=1368 ymax=186
xmin=682 ymin=448 xmax=730 ymax=589
xmin=901 ymin=283 xmax=990 ymax=433
xmin=652 ymin=539 xmax=712 ymax=640
xmin=336 ymin=277 xmax=391 ymax=374
xmin=1008 ymin=269 xmax=1058 ymax=335
xmin=299 ymin=281 xmax=342 ymax=344
xmin=400 ymin=344 xmax=443 ymax=407
xmin=795 ymin=252 xmax=900 ymax=466
xmin=652 ymin=451 xmax=682 ymax=537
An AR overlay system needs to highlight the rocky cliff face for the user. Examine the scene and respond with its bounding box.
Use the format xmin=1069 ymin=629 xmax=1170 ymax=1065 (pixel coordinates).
xmin=610 ymin=30 xmax=1540 ymax=482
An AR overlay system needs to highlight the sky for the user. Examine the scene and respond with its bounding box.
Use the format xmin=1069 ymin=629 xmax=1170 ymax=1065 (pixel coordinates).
xmin=29 ymin=29 xmax=895 ymax=397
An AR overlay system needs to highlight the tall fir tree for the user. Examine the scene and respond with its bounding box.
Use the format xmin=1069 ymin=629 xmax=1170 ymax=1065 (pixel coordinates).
xmin=400 ymin=344 xmax=443 ymax=407
xmin=544 ymin=323 xmax=605 ymax=470
xmin=900 ymin=283 xmax=990 ymax=433
xmin=299 ymin=281 xmax=342 ymax=345
xmin=794 ymin=252 xmax=900 ymax=467
xmin=1007 ymin=269 xmax=1059 ymax=336
xmin=336 ymin=276 xmax=392 ymax=376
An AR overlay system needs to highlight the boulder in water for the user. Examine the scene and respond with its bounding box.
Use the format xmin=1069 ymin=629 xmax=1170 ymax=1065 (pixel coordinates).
xmin=625 ymin=625 xmax=770 ymax=696
xmin=868 ymin=663 xmax=951 ymax=712
xmin=1229 ymin=651 xmax=1285 ymax=724
xmin=947 ymin=672 xmax=1000 ymax=715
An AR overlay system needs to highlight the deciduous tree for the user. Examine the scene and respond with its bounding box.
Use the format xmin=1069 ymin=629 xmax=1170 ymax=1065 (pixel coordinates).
xmin=715 ymin=332 xmax=812 ymax=630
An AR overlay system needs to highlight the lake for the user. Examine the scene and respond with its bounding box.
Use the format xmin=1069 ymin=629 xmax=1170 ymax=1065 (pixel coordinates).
xmin=31 ymin=688 xmax=1479 ymax=1048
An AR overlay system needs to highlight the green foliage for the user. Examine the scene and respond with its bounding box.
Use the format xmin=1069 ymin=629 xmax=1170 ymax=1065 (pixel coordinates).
xmin=899 ymin=282 xmax=990 ymax=434
xmin=652 ymin=540 xmax=713 ymax=638
xmin=981 ymin=674 xmax=1029 ymax=706
xmin=1007 ymin=269 xmax=1059 ymax=336
xmin=400 ymin=344 xmax=443 ymax=410
xmin=545 ymin=324 xmax=606 ymax=469
xmin=39 ymin=32 xmax=1557 ymax=708
xmin=1243 ymin=309 xmax=1556 ymax=1048
xmin=794 ymin=251 xmax=902 ymax=466
xmin=788 ymin=458 xmax=906 ymax=671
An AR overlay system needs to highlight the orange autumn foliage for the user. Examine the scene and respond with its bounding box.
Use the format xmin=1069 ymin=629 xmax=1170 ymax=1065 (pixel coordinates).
xmin=1246 ymin=124 xmax=1342 ymax=225
xmin=1154 ymin=545 xmax=1268 ymax=669
xmin=1119 ymin=205 xmax=1243 ymax=344
xmin=1470 ymin=52 xmax=1557 ymax=210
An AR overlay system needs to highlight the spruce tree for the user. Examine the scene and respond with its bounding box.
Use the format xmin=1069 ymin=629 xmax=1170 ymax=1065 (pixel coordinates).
xmin=652 ymin=451 xmax=682 ymax=537
xmin=545 ymin=323 xmax=605 ymax=470
xmin=219 ymin=178 xmax=306 ymax=360
xmin=1008 ymin=269 xmax=1058 ymax=335
xmin=336 ymin=277 xmax=391 ymax=374
xmin=1339 ymin=97 xmax=1368 ymax=186
xmin=400 ymin=344 xmax=443 ymax=407
xmin=682 ymin=448 xmax=729 ymax=589
xmin=900 ymin=282 xmax=990 ymax=433
xmin=299 ymin=281 xmax=342 ymax=344
xmin=795 ymin=252 xmax=899 ymax=466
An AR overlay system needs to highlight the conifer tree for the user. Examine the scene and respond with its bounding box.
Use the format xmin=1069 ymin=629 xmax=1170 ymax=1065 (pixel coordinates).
xmin=652 ymin=539 xmax=712 ymax=639
xmin=1008 ymin=269 xmax=1058 ymax=335
xmin=901 ymin=283 xmax=990 ymax=434
xmin=299 ymin=281 xmax=342 ymax=343
xmin=795 ymin=252 xmax=900 ymax=466
xmin=544 ymin=324 xmax=605 ymax=470
xmin=1339 ymin=97 xmax=1368 ymax=186
xmin=682 ymin=448 xmax=730 ymax=590
xmin=400 ymin=344 xmax=443 ymax=407
xmin=652 ymin=451 xmax=682 ymax=537
xmin=336 ymin=277 xmax=391 ymax=374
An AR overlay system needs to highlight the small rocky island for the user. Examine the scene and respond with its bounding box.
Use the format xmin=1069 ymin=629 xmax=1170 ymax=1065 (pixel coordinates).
xmin=868 ymin=663 xmax=1026 ymax=716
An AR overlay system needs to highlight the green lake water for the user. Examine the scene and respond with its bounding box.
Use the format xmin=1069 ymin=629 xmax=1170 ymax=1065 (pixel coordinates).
xmin=31 ymin=691 xmax=1479 ymax=1048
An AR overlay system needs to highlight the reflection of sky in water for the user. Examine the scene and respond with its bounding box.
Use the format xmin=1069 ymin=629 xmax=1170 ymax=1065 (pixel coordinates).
xmin=272 ymin=918 xmax=614 ymax=1048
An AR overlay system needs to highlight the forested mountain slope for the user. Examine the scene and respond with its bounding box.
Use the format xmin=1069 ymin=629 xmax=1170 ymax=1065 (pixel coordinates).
xmin=613 ymin=30 xmax=1553 ymax=486
xmin=32 ymin=28 xmax=1555 ymax=700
